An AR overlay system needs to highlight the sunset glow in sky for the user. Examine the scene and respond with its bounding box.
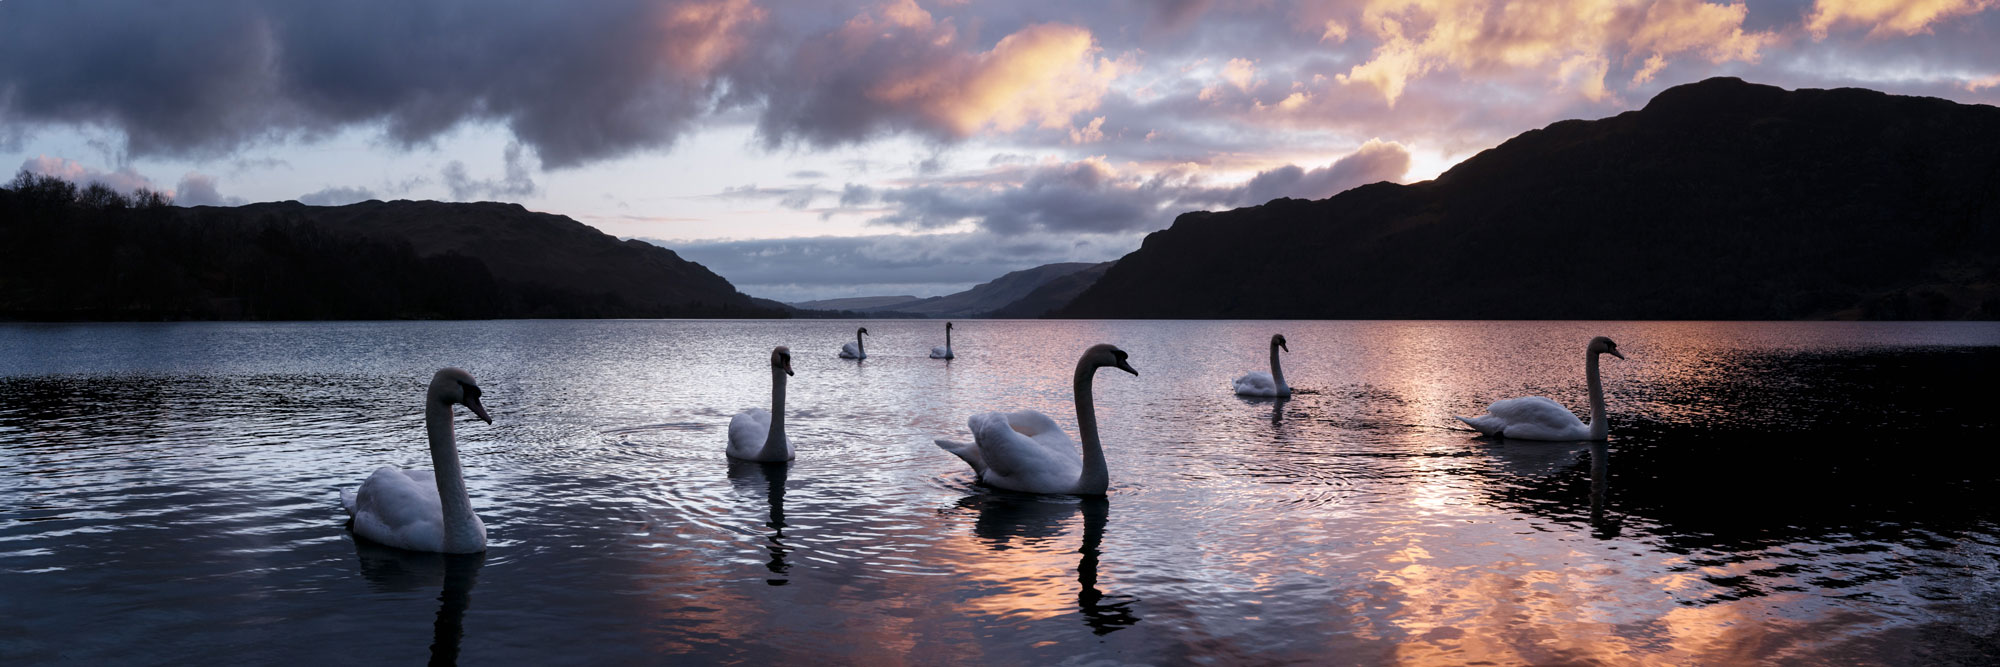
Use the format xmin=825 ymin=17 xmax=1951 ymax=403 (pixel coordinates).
xmin=4 ymin=0 xmax=1997 ymax=300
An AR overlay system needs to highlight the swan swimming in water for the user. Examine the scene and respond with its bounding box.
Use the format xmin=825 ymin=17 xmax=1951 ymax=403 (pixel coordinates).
xmin=1456 ymin=336 xmax=1626 ymax=441
xmin=341 ymin=368 xmax=493 ymax=554
xmin=729 ymin=346 xmax=796 ymax=462
xmin=1232 ymin=333 xmax=1291 ymax=397
xmin=930 ymin=321 xmax=955 ymax=359
xmin=934 ymin=343 xmax=1137 ymax=495
xmin=837 ymin=327 xmax=868 ymax=359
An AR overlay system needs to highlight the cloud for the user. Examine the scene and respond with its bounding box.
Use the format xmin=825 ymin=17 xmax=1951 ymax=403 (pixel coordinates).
xmin=665 ymin=230 xmax=1138 ymax=302
xmin=298 ymin=185 xmax=379 ymax=206
xmin=17 ymin=155 xmax=159 ymax=195
xmin=748 ymin=0 xmax=1134 ymax=147
xmin=1336 ymin=0 xmax=1775 ymax=105
xmin=1234 ymin=139 xmax=1411 ymax=203
xmin=857 ymin=141 xmax=1411 ymax=236
xmin=442 ymin=143 xmax=537 ymax=201
xmin=1808 ymin=0 xmax=1998 ymax=38
xmin=0 ymin=0 xmax=764 ymax=167
xmin=174 ymin=172 xmax=241 ymax=207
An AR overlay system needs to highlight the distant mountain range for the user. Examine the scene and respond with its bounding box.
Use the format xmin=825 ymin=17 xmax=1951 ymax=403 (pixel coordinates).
xmin=0 ymin=193 xmax=780 ymax=320
xmin=1057 ymin=78 xmax=2000 ymax=320
xmin=788 ymin=262 xmax=1107 ymax=318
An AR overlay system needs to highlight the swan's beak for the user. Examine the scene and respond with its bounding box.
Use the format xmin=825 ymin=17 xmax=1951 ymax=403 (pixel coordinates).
xmin=1280 ymin=342 xmax=1289 ymax=352
xmin=464 ymin=397 xmax=493 ymax=424
xmin=1115 ymin=360 xmax=1138 ymax=376
xmin=783 ymin=362 xmax=795 ymax=376
xmin=1609 ymin=349 xmax=1625 ymax=360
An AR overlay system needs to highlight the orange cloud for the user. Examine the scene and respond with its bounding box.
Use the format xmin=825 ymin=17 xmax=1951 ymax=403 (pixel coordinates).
xmin=655 ymin=0 xmax=765 ymax=77
xmin=1336 ymin=0 xmax=1773 ymax=105
xmin=1807 ymin=0 xmax=1999 ymax=38
xmin=858 ymin=2 xmax=1133 ymax=137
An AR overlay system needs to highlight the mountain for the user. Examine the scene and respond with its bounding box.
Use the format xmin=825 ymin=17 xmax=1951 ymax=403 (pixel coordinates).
xmin=1058 ymin=78 xmax=2000 ymax=320
xmin=986 ymin=261 xmax=1114 ymax=318
xmin=0 ymin=191 xmax=782 ymax=320
xmin=791 ymin=262 xmax=1102 ymax=318
xmin=789 ymin=295 xmax=922 ymax=311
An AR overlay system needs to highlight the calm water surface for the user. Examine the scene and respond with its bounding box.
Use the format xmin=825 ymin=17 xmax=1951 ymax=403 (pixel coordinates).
xmin=2 ymin=320 xmax=1996 ymax=664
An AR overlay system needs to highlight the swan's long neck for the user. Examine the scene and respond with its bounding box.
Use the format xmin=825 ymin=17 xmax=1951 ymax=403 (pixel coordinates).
xmin=1073 ymin=361 xmax=1109 ymax=495
xmin=765 ymin=366 xmax=788 ymax=453
xmin=855 ymin=331 xmax=866 ymax=357
xmin=426 ymin=397 xmax=481 ymax=552
xmin=1269 ymin=342 xmax=1288 ymax=394
xmin=1586 ymin=351 xmax=1608 ymax=441
xmin=944 ymin=326 xmax=951 ymax=353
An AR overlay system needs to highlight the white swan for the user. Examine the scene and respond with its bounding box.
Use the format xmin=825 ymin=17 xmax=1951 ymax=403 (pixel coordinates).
xmin=341 ymin=368 xmax=493 ymax=554
xmin=934 ymin=343 xmax=1137 ymax=495
xmin=1232 ymin=333 xmax=1291 ymax=397
xmin=1456 ymin=336 xmax=1626 ymax=441
xmin=837 ymin=327 xmax=868 ymax=359
xmin=930 ymin=321 xmax=955 ymax=359
xmin=729 ymin=346 xmax=795 ymax=462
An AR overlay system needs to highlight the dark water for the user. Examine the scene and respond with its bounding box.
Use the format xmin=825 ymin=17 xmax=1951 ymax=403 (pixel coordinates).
xmin=2 ymin=320 xmax=1996 ymax=664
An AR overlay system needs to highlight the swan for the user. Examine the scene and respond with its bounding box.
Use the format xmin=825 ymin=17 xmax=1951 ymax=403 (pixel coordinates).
xmin=1456 ymin=336 xmax=1626 ymax=441
xmin=837 ymin=327 xmax=868 ymax=359
xmin=1232 ymin=333 xmax=1291 ymax=397
xmin=341 ymin=368 xmax=493 ymax=554
xmin=728 ymin=346 xmax=795 ymax=462
xmin=930 ymin=321 xmax=955 ymax=359
xmin=934 ymin=343 xmax=1137 ymax=495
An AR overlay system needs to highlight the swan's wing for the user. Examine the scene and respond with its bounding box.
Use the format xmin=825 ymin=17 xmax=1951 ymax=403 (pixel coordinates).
xmin=1233 ymin=371 xmax=1277 ymax=396
xmin=1464 ymin=396 xmax=1589 ymax=440
xmin=930 ymin=346 xmax=952 ymax=358
xmin=727 ymin=408 xmax=772 ymax=459
xmin=933 ymin=438 xmax=986 ymax=478
xmin=351 ymin=466 xmax=445 ymax=551
xmin=839 ymin=342 xmax=862 ymax=358
xmin=971 ymin=410 xmax=1080 ymax=481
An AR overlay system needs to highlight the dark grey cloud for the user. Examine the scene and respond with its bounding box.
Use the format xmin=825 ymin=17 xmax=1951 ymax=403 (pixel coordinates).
xmin=663 ymin=231 xmax=1138 ymax=302
xmin=298 ymin=185 xmax=379 ymax=206
xmin=442 ymin=143 xmax=536 ymax=201
xmin=845 ymin=142 xmax=1410 ymax=236
xmin=0 ymin=0 xmax=760 ymax=167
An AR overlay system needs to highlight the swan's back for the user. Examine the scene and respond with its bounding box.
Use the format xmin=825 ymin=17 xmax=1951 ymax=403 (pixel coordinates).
xmin=1457 ymin=396 xmax=1589 ymax=440
xmin=349 ymin=466 xmax=482 ymax=553
xmin=930 ymin=346 xmax=953 ymax=359
xmin=967 ymin=410 xmax=1081 ymax=491
xmin=1233 ymin=371 xmax=1279 ymax=396
xmin=728 ymin=408 xmax=789 ymax=461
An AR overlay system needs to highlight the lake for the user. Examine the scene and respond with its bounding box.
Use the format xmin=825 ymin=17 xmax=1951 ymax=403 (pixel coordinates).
xmin=2 ymin=320 xmax=1996 ymax=664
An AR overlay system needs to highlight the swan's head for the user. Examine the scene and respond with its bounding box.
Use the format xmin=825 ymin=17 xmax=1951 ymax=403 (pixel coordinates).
xmin=429 ymin=368 xmax=492 ymax=424
xmin=1083 ymin=343 xmax=1138 ymax=376
xmin=1589 ymin=336 xmax=1625 ymax=360
xmin=771 ymin=346 xmax=794 ymax=376
xmin=945 ymin=321 xmax=953 ymax=330
xmin=857 ymin=327 xmax=869 ymax=337
xmin=1272 ymin=333 xmax=1288 ymax=352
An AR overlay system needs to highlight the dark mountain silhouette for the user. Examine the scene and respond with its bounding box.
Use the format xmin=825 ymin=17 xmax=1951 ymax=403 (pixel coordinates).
xmin=1057 ymin=78 xmax=2000 ymax=320
xmin=787 ymin=262 xmax=1101 ymax=318
xmin=0 ymin=185 xmax=781 ymax=320
xmin=987 ymin=261 xmax=1114 ymax=318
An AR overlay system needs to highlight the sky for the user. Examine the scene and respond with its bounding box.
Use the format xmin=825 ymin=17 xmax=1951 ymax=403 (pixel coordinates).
xmin=4 ymin=0 xmax=1998 ymax=302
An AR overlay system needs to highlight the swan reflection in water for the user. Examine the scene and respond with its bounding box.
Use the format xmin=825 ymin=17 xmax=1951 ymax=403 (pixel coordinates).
xmin=1589 ymin=442 xmax=1620 ymax=538
xmin=727 ymin=458 xmax=791 ymax=585
xmin=957 ymin=493 xmax=1141 ymax=635
xmin=351 ymin=539 xmax=486 ymax=666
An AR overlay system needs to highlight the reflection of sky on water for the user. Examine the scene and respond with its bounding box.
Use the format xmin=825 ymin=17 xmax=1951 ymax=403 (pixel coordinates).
xmin=1 ymin=320 xmax=1995 ymax=663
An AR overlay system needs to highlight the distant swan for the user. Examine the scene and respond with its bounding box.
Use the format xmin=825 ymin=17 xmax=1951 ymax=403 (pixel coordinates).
xmin=729 ymin=346 xmax=795 ymax=461
xmin=930 ymin=321 xmax=955 ymax=359
xmin=934 ymin=344 xmax=1137 ymax=495
xmin=1456 ymin=336 xmax=1626 ymax=441
xmin=341 ymin=368 xmax=493 ymax=554
xmin=838 ymin=327 xmax=868 ymax=359
xmin=1232 ymin=333 xmax=1291 ymax=397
